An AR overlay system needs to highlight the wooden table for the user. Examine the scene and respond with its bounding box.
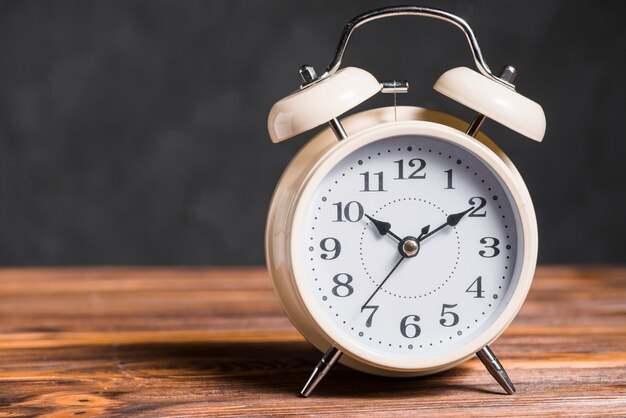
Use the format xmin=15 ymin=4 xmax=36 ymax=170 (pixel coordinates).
xmin=0 ymin=267 xmax=624 ymax=416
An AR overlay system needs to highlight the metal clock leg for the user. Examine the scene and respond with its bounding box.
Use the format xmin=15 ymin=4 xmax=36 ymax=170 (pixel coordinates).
xmin=300 ymin=346 xmax=343 ymax=397
xmin=476 ymin=345 xmax=516 ymax=395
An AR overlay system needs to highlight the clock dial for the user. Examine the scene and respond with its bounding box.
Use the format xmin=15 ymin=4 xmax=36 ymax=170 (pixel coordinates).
xmin=299 ymin=134 xmax=523 ymax=358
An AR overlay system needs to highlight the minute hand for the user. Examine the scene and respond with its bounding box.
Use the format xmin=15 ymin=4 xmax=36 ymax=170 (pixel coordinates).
xmin=417 ymin=207 xmax=473 ymax=243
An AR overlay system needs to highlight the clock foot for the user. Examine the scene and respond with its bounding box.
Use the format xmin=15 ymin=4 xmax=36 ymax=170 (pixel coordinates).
xmin=299 ymin=345 xmax=343 ymax=397
xmin=476 ymin=345 xmax=516 ymax=395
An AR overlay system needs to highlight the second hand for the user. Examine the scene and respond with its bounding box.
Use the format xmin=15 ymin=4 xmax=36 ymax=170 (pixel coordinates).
xmin=361 ymin=255 xmax=405 ymax=311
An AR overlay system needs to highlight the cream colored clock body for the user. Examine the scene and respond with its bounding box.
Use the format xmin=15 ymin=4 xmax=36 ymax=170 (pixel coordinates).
xmin=265 ymin=106 xmax=537 ymax=377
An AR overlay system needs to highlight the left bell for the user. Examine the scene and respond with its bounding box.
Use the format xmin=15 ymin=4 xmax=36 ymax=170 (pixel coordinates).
xmin=268 ymin=67 xmax=380 ymax=143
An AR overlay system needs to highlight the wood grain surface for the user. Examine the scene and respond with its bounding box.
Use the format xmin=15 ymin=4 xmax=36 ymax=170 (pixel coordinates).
xmin=0 ymin=266 xmax=624 ymax=417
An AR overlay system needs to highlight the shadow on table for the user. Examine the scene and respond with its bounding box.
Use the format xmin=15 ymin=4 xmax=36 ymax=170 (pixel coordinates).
xmin=105 ymin=340 xmax=503 ymax=398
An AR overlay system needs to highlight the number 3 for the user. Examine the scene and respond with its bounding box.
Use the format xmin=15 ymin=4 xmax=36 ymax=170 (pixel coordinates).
xmin=479 ymin=237 xmax=500 ymax=258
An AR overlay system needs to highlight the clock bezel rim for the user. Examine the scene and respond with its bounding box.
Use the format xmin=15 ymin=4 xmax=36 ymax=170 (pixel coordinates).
xmin=287 ymin=120 xmax=537 ymax=371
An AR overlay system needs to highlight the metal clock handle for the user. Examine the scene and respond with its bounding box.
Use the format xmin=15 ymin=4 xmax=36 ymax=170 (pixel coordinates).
xmin=298 ymin=6 xmax=519 ymax=143
xmin=319 ymin=5 xmax=514 ymax=90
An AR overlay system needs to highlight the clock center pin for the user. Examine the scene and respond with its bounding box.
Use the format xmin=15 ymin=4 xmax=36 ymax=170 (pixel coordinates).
xmin=400 ymin=237 xmax=420 ymax=258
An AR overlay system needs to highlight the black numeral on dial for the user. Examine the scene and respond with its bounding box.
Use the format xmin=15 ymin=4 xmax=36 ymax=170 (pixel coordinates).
xmin=360 ymin=171 xmax=386 ymax=192
xmin=331 ymin=273 xmax=354 ymax=297
xmin=400 ymin=314 xmax=421 ymax=338
xmin=332 ymin=201 xmax=364 ymax=222
xmin=319 ymin=238 xmax=341 ymax=260
xmin=394 ymin=158 xmax=426 ymax=180
xmin=468 ymin=196 xmax=487 ymax=217
xmin=439 ymin=303 xmax=460 ymax=327
xmin=444 ymin=169 xmax=455 ymax=189
xmin=466 ymin=276 xmax=485 ymax=298
xmin=362 ymin=304 xmax=379 ymax=328
xmin=479 ymin=237 xmax=500 ymax=258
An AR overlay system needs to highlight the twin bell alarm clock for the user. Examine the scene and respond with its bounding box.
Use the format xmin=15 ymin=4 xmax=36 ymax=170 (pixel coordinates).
xmin=265 ymin=6 xmax=545 ymax=397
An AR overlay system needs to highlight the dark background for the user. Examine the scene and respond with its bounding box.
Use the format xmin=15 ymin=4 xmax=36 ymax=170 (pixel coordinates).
xmin=0 ymin=0 xmax=623 ymax=266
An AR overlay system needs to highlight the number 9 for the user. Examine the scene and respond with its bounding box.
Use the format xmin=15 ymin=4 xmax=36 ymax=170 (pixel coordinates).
xmin=320 ymin=237 xmax=341 ymax=260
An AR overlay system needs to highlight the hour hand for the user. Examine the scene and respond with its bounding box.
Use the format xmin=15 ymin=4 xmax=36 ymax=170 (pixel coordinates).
xmin=364 ymin=214 xmax=402 ymax=242
xmin=417 ymin=207 xmax=473 ymax=243
xmin=417 ymin=225 xmax=430 ymax=240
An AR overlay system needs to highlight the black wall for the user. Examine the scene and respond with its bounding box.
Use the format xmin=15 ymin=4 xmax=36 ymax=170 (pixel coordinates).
xmin=0 ymin=0 xmax=623 ymax=265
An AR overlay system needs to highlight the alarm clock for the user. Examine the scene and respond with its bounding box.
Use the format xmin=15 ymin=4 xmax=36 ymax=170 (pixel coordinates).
xmin=265 ymin=6 xmax=545 ymax=397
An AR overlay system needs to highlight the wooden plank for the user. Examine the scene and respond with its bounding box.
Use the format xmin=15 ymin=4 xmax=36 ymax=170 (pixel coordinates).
xmin=0 ymin=266 xmax=624 ymax=416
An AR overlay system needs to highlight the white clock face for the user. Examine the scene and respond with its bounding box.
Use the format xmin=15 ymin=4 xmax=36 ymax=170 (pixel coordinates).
xmin=298 ymin=134 xmax=523 ymax=360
